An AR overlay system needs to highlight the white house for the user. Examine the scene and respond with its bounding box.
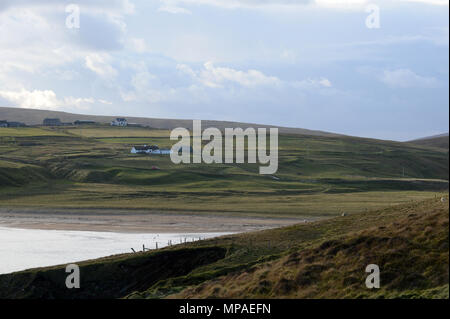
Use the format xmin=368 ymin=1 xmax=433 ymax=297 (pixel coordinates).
xmin=130 ymin=145 xmax=172 ymax=155
xmin=111 ymin=118 xmax=128 ymax=126
xmin=131 ymin=145 xmax=157 ymax=154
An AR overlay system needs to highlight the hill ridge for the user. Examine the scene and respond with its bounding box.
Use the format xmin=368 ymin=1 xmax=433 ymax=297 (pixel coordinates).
xmin=0 ymin=106 xmax=340 ymax=137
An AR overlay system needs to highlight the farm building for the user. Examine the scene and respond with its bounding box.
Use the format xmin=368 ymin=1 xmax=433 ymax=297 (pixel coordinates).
xmin=111 ymin=118 xmax=128 ymax=127
xmin=43 ymin=118 xmax=61 ymax=126
xmin=0 ymin=120 xmax=26 ymax=127
xmin=6 ymin=122 xmax=26 ymax=127
xmin=131 ymin=145 xmax=159 ymax=154
xmin=74 ymin=120 xmax=96 ymax=125
xmin=131 ymin=145 xmax=172 ymax=155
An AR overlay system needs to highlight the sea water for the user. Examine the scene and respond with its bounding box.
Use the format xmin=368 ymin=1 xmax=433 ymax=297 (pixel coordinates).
xmin=0 ymin=226 xmax=232 ymax=274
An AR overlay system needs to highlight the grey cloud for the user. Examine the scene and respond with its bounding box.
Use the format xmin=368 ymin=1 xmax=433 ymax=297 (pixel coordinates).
xmin=160 ymin=0 xmax=312 ymax=9
xmin=0 ymin=0 xmax=134 ymax=13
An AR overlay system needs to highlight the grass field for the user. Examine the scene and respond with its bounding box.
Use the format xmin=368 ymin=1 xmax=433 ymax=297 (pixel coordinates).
xmin=0 ymin=125 xmax=448 ymax=218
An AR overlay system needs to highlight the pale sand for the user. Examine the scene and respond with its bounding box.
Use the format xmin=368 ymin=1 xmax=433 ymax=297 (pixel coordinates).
xmin=0 ymin=208 xmax=314 ymax=233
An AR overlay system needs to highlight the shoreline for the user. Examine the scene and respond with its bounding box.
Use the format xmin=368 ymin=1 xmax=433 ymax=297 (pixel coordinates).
xmin=0 ymin=207 xmax=313 ymax=233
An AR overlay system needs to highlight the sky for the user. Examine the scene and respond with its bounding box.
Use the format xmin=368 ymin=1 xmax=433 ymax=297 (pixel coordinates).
xmin=0 ymin=0 xmax=448 ymax=141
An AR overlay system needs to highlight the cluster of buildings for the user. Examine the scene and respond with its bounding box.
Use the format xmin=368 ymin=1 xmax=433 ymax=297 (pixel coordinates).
xmin=2 ymin=117 xmax=135 ymax=128
xmin=0 ymin=120 xmax=26 ymax=128
xmin=42 ymin=118 xmax=96 ymax=126
xmin=43 ymin=118 xmax=69 ymax=126
xmin=131 ymin=145 xmax=172 ymax=155
xmin=42 ymin=118 xmax=134 ymax=127
xmin=111 ymin=118 xmax=128 ymax=127
xmin=3 ymin=116 xmax=173 ymax=157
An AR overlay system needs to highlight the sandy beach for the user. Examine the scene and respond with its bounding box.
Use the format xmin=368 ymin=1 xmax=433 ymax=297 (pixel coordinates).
xmin=0 ymin=207 xmax=310 ymax=233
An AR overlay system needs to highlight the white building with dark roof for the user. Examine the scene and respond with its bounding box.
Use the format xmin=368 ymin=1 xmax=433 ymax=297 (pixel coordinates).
xmin=111 ymin=118 xmax=128 ymax=126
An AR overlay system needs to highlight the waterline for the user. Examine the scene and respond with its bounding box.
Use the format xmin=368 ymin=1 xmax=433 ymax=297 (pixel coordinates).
xmin=0 ymin=226 xmax=232 ymax=275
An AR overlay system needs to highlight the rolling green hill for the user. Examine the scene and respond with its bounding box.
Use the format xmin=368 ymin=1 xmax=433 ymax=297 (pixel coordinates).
xmin=0 ymin=110 xmax=448 ymax=299
xmin=1 ymin=197 xmax=447 ymax=299
xmin=408 ymin=134 xmax=449 ymax=150
xmin=0 ymin=124 xmax=448 ymax=217
xmin=0 ymin=106 xmax=338 ymax=136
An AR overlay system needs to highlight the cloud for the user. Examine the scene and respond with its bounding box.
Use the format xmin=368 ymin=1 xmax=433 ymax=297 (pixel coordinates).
xmin=400 ymin=0 xmax=448 ymax=5
xmin=127 ymin=38 xmax=148 ymax=53
xmin=0 ymin=88 xmax=98 ymax=110
xmin=0 ymin=0 xmax=136 ymax=13
xmin=178 ymin=62 xmax=282 ymax=88
xmin=99 ymin=99 xmax=113 ymax=105
xmin=0 ymin=1 xmax=131 ymax=75
xmin=380 ymin=69 xmax=440 ymax=88
xmin=293 ymin=78 xmax=332 ymax=88
xmin=157 ymin=0 xmax=313 ymax=13
xmin=85 ymin=54 xmax=118 ymax=78
xmin=158 ymin=0 xmax=192 ymax=14
xmin=314 ymin=0 xmax=368 ymax=9
xmin=0 ymin=88 xmax=111 ymax=111
xmin=177 ymin=62 xmax=332 ymax=91
xmin=76 ymin=13 xmax=127 ymax=51
xmin=157 ymin=0 xmax=447 ymax=13
xmin=0 ymin=89 xmax=61 ymax=110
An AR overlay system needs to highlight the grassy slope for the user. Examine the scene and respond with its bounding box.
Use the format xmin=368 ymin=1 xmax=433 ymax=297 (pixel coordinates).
xmin=0 ymin=247 xmax=227 ymax=299
xmin=0 ymin=106 xmax=338 ymax=136
xmin=1 ymin=197 xmax=447 ymax=299
xmin=168 ymin=197 xmax=449 ymax=299
xmin=0 ymin=126 xmax=448 ymax=217
xmin=408 ymin=135 xmax=449 ymax=150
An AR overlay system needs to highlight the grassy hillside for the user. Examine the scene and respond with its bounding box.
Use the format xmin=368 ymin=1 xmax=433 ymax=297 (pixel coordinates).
xmin=0 ymin=106 xmax=338 ymax=136
xmin=0 ymin=125 xmax=447 ymax=217
xmin=170 ymin=197 xmax=449 ymax=299
xmin=1 ymin=197 xmax=447 ymax=299
xmin=408 ymin=134 xmax=449 ymax=150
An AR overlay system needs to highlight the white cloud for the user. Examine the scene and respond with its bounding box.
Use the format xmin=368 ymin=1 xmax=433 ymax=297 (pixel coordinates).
xmin=157 ymin=0 xmax=313 ymax=13
xmin=127 ymin=38 xmax=148 ymax=53
xmin=0 ymin=88 xmax=101 ymax=110
xmin=178 ymin=62 xmax=282 ymax=88
xmin=314 ymin=0 xmax=368 ymax=9
xmin=158 ymin=0 xmax=447 ymax=12
xmin=293 ymin=78 xmax=332 ymax=88
xmin=98 ymin=99 xmax=113 ymax=105
xmin=64 ymin=97 xmax=96 ymax=110
xmin=380 ymin=69 xmax=440 ymax=88
xmin=0 ymin=0 xmax=137 ymax=14
xmin=158 ymin=1 xmax=192 ymax=14
xmin=0 ymin=89 xmax=61 ymax=110
xmin=400 ymin=0 xmax=448 ymax=5
xmin=177 ymin=62 xmax=332 ymax=90
xmin=85 ymin=54 xmax=118 ymax=78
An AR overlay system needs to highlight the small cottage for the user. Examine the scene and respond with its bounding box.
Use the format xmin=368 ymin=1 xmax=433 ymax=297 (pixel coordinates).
xmin=43 ymin=118 xmax=61 ymax=126
xmin=130 ymin=145 xmax=172 ymax=155
xmin=111 ymin=118 xmax=128 ymax=127
xmin=131 ymin=145 xmax=159 ymax=154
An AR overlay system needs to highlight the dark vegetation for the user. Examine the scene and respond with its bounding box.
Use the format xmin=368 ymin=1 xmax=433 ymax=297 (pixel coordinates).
xmin=0 ymin=247 xmax=226 ymax=299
